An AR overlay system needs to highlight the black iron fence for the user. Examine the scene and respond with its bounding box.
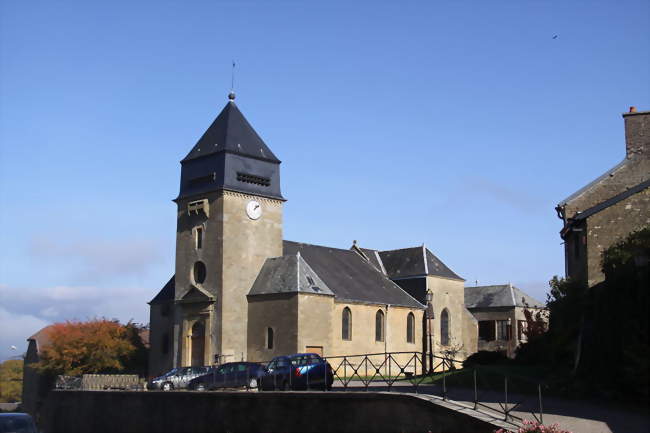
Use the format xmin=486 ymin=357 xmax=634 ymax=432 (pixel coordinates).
xmin=320 ymin=351 xmax=545 ymax=425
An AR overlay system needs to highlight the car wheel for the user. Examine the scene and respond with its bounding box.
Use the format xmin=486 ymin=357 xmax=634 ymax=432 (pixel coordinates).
xmin=162 ymin=382 xmax=173 ymax=391
xmin=248 ymin=378 xmax=258 ymax=389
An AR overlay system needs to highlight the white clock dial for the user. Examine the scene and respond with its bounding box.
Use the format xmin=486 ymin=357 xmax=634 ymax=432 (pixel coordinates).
xmin=246 ymin=200 xmax=262 ymax=220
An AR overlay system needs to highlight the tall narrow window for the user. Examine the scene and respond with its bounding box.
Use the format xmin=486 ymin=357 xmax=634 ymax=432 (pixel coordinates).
xmin=497 ymin=320 xmax=510 ymax=341
xmin=375 ymin=310 xmax=385 ymax=342
xmin=440 ymin=309 xmax=450 ymax=346
xmin=266 ymin=327 xmax=274 ymax=350
xmin=196 ymin=227 xmax=203 ymax=250
xmin=161 ymin=332 xmax=169 ymax=355
xmin=406 ymin=312 xmax=415 ymax=343
xmin=342 ymin=307 xmax=352 ymax=340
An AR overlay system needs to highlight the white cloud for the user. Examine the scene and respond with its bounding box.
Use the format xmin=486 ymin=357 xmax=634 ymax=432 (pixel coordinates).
xmin=0 ymin=307 xmax=49 ymax=362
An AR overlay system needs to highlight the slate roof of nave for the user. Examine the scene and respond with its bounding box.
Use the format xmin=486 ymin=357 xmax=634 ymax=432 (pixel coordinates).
xmin=464 ymin=284 xmax=544 ymax=309
xmin=282 ymin=241 xmax=424 ymax=309
xmin=356 ymin=245 xmax=464 ymax=281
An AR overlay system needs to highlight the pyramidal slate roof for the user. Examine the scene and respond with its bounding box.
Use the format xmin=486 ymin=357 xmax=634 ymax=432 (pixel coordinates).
xmin=248 ymin=253 xmax=335 ymax=296
xmin=182 ymin=101 xmax=280 ymax=163
xmin=374 ymin=246 xmax=463 ymax=281
xmin=283 ymin=241 xmax=424 ymax=309
xmin=464 ymin=284 xmax=545 ymax=309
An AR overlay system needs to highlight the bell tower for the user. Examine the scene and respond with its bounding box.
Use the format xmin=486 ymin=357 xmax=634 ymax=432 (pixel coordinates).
xmin=172 ymin=93 xmax=284 ymax=366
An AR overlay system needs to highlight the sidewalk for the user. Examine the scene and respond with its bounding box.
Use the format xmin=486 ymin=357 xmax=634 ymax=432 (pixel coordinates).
xmin=332 ymin=381 xmax=649 ymax=433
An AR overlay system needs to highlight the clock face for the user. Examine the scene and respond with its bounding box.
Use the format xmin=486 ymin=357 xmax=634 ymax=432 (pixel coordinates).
xmin=246 ymin=200 xmax=262 ymax=220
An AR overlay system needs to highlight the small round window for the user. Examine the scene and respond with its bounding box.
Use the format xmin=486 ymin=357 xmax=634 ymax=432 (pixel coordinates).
xmin=193 ymin=261 xmax=206 ymax=284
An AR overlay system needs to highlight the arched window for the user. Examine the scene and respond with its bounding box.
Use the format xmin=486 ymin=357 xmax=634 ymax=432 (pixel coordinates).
xmin=342 ymin=307 xmax=352 ymax=340
xmin=375 ymin=310 xmax=385 ymax=342
xmin=407 ymin=312 xmax=415 ymax=343
xmin=266 ymin=327 xmax=274 ymax=350
xmin=440 ymin=308 xmax=450 ymax=346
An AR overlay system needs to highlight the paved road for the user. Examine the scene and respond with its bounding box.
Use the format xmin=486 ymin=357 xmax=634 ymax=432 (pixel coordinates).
xmin=330 ymin=381 xmax=649 ymax=433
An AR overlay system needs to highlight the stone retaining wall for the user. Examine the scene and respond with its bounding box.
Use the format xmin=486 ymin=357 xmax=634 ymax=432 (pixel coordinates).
xmin=42 ymin=390 xmax=510 ymax=433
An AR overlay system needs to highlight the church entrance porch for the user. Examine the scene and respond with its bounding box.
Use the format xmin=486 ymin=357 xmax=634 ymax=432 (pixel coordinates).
xmin=190 ymin=321 xmax=206 ymax=367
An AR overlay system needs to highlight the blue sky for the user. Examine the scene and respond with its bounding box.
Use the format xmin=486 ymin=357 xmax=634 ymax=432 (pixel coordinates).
xmin=1 ymin=0 xmax=648 ymax=361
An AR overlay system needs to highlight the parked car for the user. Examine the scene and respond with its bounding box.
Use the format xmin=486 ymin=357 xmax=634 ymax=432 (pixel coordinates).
xmin=0 ymin=413 xmax=38 ymax=433
xmin=147 ymin=366 xmax=212 ymax=391
xmin=188 ymin=362 xmax=265 ymax=390
xmin=259 ymin=353 xmax=333 ymax=391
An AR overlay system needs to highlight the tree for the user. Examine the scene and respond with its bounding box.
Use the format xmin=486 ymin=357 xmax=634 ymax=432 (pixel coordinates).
xmin=34 ymin=319 xmax=146 ymax=376
xmin=0 ymin=359 xmax=23 ymax=403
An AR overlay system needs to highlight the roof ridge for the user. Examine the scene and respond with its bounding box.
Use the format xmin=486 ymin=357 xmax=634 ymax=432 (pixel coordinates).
xmin=284 ymin=240 xmax=354 ymax=253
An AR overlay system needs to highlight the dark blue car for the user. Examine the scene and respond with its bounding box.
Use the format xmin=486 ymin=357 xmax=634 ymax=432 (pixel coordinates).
xmin=188 ymin=362 xmax=265 ymax=390
xmin=259 ymin=353 xmax=333 ymax=391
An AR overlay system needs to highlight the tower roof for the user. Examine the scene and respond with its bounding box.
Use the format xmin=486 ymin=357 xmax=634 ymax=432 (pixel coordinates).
xmin=182 ymin=100 xmax=280 ymax=163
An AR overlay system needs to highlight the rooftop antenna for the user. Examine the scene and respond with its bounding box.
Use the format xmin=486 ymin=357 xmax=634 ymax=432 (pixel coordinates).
xmin=228 ymin=60 xmax=236 ymax=101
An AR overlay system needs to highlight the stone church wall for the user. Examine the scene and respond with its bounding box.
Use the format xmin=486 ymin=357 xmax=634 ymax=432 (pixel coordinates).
xmin=148 ymin=303 xmax=174 ymax=378
xmin=426 ymin=276 xmax=476 ymax=359
xmin=247 ymin=293 xmax=298 ymax=362
xmin=220 ymin=192 xmax=283 ymax=361
xmin=297 ymin=293 xmax=334 ymax=356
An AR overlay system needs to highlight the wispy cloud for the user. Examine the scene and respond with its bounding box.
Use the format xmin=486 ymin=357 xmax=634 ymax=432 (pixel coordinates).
xmin=28 ymin=236 xmax=164 ymax=283
xmin=449 ymin=177 xmax=542 ymax=214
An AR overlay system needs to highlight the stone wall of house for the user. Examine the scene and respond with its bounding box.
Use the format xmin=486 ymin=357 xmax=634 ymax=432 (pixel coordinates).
xmin=469 ymin=306 xmax=547 ymax=358
xmin=584 ymin=187 xmax=650 ymax=286
xmin=563 ymin=158 xmax=650 ymax=218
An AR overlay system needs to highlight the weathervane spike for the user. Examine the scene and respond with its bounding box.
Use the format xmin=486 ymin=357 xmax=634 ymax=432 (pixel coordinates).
xmin=228 ymin=61 xmax=236 ymax=101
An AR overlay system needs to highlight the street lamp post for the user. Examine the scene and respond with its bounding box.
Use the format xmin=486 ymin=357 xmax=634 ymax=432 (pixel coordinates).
xmin=426 ymin=290 xmax=434 ymax=374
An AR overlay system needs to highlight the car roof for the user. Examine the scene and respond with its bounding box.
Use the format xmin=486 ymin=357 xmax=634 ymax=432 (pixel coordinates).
xmin=0 ymin=413 xmax=33 ymax=418
xmin=290 ymin=353 xmax=321 ymax=357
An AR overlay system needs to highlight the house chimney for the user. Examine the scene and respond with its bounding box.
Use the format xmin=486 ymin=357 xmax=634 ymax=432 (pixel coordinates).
xmin=622 ymin=108 xmax=649 ymax=159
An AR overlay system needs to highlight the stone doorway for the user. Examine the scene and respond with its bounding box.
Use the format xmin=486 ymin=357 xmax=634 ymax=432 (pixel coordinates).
xmin=190 ymin=321 xmax=205 ymax=366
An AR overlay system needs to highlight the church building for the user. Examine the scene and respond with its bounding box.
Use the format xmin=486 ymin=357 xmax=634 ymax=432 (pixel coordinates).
xmin=148 ymin=94 xmax=478 ymax=377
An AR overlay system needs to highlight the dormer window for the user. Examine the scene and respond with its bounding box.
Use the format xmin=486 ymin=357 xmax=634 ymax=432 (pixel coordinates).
xmin=188 ymin=199 xmax=209 ymax=217
xmin=237 ymin=172 xmax=270 ymax=187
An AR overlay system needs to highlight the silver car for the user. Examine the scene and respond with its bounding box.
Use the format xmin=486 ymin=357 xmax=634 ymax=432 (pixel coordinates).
xmin=147 ymin=366 xmax=212 ymax=391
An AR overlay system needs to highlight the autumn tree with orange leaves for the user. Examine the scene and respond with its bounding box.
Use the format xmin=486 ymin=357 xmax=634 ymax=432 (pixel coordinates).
xmin=35 ymin=319 xmax=147 ymax=376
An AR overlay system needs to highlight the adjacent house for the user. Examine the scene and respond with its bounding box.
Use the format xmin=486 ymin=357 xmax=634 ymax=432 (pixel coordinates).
xmin=556 ymin=108 xmax=650 ymax=286
xmin=464 ymin=284 xmax=546 ymax=358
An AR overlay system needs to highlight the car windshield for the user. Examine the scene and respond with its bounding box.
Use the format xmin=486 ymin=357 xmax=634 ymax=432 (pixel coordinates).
xmin=162 ymin=368 xmax=179 ymax=377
